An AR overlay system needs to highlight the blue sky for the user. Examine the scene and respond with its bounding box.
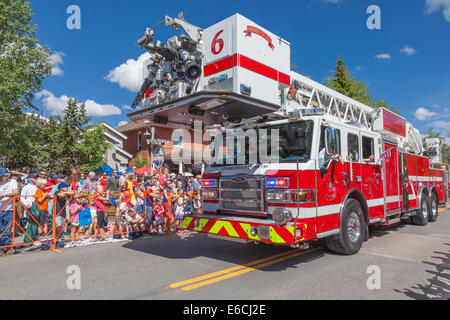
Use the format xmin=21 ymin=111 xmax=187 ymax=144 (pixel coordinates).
xmin=30 ymin=0 xmax=450 ymax=141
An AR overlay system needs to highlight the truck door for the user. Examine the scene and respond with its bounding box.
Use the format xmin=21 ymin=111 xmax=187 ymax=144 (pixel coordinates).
xmin=344 ymin=128 xmax=362 ymax=193
xmin=316 ymin=124 xmax=345 ymax=234
xmin=361 ymin=134 xmax=384 ymax=220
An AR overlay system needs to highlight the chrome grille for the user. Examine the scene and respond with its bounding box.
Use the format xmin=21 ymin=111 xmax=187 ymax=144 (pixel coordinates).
xmin=219 ymin=175 xmax=265 ymax=214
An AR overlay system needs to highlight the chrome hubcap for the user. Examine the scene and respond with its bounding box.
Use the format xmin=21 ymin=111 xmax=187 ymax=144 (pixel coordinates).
xmin=347 ymin=212 xmax=361 ymax=243
xmin=431 ymin=198 xmax=438 ymax=217
xmin=422 ymin=200 xmax=428 ymax=220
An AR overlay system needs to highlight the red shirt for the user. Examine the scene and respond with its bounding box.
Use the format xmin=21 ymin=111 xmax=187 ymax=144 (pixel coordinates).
xmin=101 ymin=178 xmax=108 ymax=192
xmin=95 ymin=195 xmax=106 ymax=212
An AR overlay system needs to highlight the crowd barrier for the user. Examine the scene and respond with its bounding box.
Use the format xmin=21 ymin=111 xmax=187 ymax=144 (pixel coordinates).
xmin=0 ymin=191 xmax=202 ymax=253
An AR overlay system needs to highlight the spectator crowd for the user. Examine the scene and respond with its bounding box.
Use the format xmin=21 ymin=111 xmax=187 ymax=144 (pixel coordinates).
xmin=0 ymin=166 xmax=203 ymax=256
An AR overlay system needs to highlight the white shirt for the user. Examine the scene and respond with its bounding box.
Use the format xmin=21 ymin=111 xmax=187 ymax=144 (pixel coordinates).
xmin=20 ymin=183 xmax=38 ymax=208
xmin=0 ymin=179 xmax=19 ymax=212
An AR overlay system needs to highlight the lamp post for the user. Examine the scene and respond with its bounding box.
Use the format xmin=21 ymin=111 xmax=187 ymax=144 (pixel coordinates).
xmin=145 ymin=126 xmax=167 ymax=177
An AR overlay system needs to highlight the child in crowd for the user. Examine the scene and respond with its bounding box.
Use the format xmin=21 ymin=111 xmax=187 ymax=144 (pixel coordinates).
xmin=93 ymin=185 xmax=109 ymax=240
xmin=173 ymin=188 xmax=185 ymax=232
xmin=69 ymin=193 xmax=84 ymax=246
xmin=153 ymin=198 xmax=165 ymax=234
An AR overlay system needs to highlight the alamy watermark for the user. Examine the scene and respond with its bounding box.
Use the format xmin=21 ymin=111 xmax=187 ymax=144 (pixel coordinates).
xmin=366 ymin=5 xmax=381 ymax=30
xmin=366 ymin=265 xmax=381 ymax=290
xmin=66 ymin=265 xmax=81 ymax=290
xmin=66 ymin=5 xmax=81 ymax=30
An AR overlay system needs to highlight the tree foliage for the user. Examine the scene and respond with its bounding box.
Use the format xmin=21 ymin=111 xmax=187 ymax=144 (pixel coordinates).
xmin=325 ymin=56 xmax=401 ymax=115
xmin=35 ymin=98 xmax=111 ymax=174
xmin=0 ymin=0 xmax=52 ymax=164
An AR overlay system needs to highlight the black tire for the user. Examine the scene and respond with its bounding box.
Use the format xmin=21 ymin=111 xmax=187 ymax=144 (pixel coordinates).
xmin=411 ymin=194 xmax=429 ymax=226
xmin=326 ymin=199 xmax=365 ymax=255
xmin=429 ymin=193 xmax=439 ymax=222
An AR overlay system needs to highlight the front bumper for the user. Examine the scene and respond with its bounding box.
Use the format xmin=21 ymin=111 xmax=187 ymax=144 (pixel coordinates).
xmin=182 ymin=214 xmax=307 ymax=245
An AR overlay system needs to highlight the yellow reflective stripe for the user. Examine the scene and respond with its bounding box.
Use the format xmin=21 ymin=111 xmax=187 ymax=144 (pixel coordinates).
xmin=193 ymin=219 xmax=209 ymax=232
xmin=209 ymin=221 xmax=239 ymax=237
xmin=239 ymin=223 xmax=260 ymax=240
xmin=269 ymin=227 xmax=285 ymax=244
xmin=182 ymin=217 xmax=193 ymax=229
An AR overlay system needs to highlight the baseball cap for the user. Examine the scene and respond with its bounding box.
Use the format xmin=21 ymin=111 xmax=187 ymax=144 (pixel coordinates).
xmin=57 ymin=174 xmax=66 ymax=180
xmin=0 ymin=168 xmax=10 ymax=177
xmin=28 ymin=173 xmax=38 ymax=179
xmin=58 ymin=183 xmax=69 ymax=190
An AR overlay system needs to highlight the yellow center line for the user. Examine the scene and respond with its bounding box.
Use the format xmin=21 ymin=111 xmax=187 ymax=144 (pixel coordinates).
xmin=169 ymin=249 xmax=298 ymax=289
xmin=438 ymin=205 xmax=450 ymax=213
xmin=181 ymin=248 xmax=320 ymax=291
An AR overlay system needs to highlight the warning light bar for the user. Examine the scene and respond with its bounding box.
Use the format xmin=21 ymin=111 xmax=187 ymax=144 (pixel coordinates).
xmin=202 ymin=179 xmax=218 ymax=188
xmin=266 ymin=177 xmax=289 ymax=188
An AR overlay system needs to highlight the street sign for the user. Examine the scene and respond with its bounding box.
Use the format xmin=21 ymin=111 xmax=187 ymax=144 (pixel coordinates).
xmin=153 ymin=146 xmax=165 ymax=169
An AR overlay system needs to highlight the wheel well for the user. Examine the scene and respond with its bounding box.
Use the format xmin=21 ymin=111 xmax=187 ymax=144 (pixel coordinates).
xmin=345 ymin=191 xmax=369 ymax=224
xmin=430 ymin=186 xmax=439 ymax=202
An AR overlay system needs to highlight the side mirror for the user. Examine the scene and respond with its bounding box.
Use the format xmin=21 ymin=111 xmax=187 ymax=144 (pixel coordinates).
xmin=325 ymin=127 xmax=339 ymax=156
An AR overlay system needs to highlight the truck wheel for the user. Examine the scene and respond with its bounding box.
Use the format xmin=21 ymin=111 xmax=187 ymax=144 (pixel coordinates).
xmin=412 ymin=194 xmax=429 ymax=226
xmin=326 ymin=199 xmax=365 ymax=255
xmin=428 ymin=193 xmax=439 ymax=222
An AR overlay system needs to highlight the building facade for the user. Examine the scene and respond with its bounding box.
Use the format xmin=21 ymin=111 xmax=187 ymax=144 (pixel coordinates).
xmin=97 ymin=122 xmax=132 ymax=171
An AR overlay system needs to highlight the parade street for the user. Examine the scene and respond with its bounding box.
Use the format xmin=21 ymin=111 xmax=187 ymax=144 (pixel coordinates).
xmin=0 ymin=206 xmax=449 ymax=300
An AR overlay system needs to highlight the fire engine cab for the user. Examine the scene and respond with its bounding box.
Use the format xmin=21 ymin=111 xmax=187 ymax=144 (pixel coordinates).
xmin=128 ymin=13 xmax=448 ymax=255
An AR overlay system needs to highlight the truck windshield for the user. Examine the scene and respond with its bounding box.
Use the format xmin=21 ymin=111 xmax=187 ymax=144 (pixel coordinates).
xmin=211 ymin=120 xmax=314 ymax=165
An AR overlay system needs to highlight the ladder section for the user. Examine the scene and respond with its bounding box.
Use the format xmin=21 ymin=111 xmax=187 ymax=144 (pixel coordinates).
xmin=284 ymin=72 xmax=374 ymax=130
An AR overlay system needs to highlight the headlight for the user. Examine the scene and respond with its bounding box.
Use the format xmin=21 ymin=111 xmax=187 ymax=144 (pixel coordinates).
xmin=202 ymin=190 xmax=218 ymax=199
xmin=266 ymin=190 xmax=289 ymax=202
xmin=272 ymin=208 xmax=292 ymax=225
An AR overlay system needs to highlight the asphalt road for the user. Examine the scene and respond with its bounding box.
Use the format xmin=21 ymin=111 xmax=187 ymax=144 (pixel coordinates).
xmin=0 ymin=206 xmax=449 ymax=300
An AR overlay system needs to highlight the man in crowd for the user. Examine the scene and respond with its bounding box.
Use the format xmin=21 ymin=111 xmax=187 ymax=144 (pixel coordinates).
xmin=0 ymin=168 xmax=19 ymax=256
xmin=106 ymin=170 xmax=119 ymax=194
xmin=119 ymin=171 xmax=127 ymax=186
xmin=20 ymin=173 xmax=38 ymax=216
xmin=177 ymin=173 xmax=190 ymax=192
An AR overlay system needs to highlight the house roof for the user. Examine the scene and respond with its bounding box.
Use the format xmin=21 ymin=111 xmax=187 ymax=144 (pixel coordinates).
xmin=117 ymin=121 xmax=148 ymax=133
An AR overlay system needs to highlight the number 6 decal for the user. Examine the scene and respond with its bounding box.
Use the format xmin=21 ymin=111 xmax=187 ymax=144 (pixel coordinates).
xmin=211 ymin=30 xmax=224 ymax=55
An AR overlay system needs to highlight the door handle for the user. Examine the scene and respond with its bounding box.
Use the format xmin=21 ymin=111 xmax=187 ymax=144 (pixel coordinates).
xmin=343 ymin=173 xmax=348 ymax=186
xmin=376 ymin=173 xmax=380 ymax=184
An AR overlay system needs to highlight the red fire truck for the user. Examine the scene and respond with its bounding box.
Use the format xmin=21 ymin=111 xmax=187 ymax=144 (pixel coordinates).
xmin=128 ymin=13 xmax=448 ymax=255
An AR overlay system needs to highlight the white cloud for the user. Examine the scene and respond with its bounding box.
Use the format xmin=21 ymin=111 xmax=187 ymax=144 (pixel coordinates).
xmin=50 ymin=52 xmax=65 ymax=76
xmin=400 ymin=46 xmax=417 ymax=56
xmin=431 ymin=104 xmax=441 ymax=108
xmin=105 ymin=52 xmax=150 ymax=92
xmin=375 ymin=53 xmax=391 ymax=59
xmin=121 ymin=105 xmax=133 ymax=110
xmin=117 ymin=121 xmax=129 ymax=128
xmin=414 ymin=107 xmax=437 ymax=120
xmin=425 ymin=0 xmax=450 ymax=22
xmin=36 ymin=90 xmax=122 ymax=118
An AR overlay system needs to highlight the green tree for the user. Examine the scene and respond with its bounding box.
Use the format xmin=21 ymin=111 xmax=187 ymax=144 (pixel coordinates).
xmin=325 ymin=56 xmax=372 ymax=105
xmin=134 ymin=158 xmax=149 ymax=169
xmin=0 ymin=0 xmax=52 ymax=166
xmin=325 ymin=57 xmax=401 ymax=115
xmin=78 ymin=124 xmax=111 ymax=172
xmin=39 ymin=98 xmax=111 ymax=174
